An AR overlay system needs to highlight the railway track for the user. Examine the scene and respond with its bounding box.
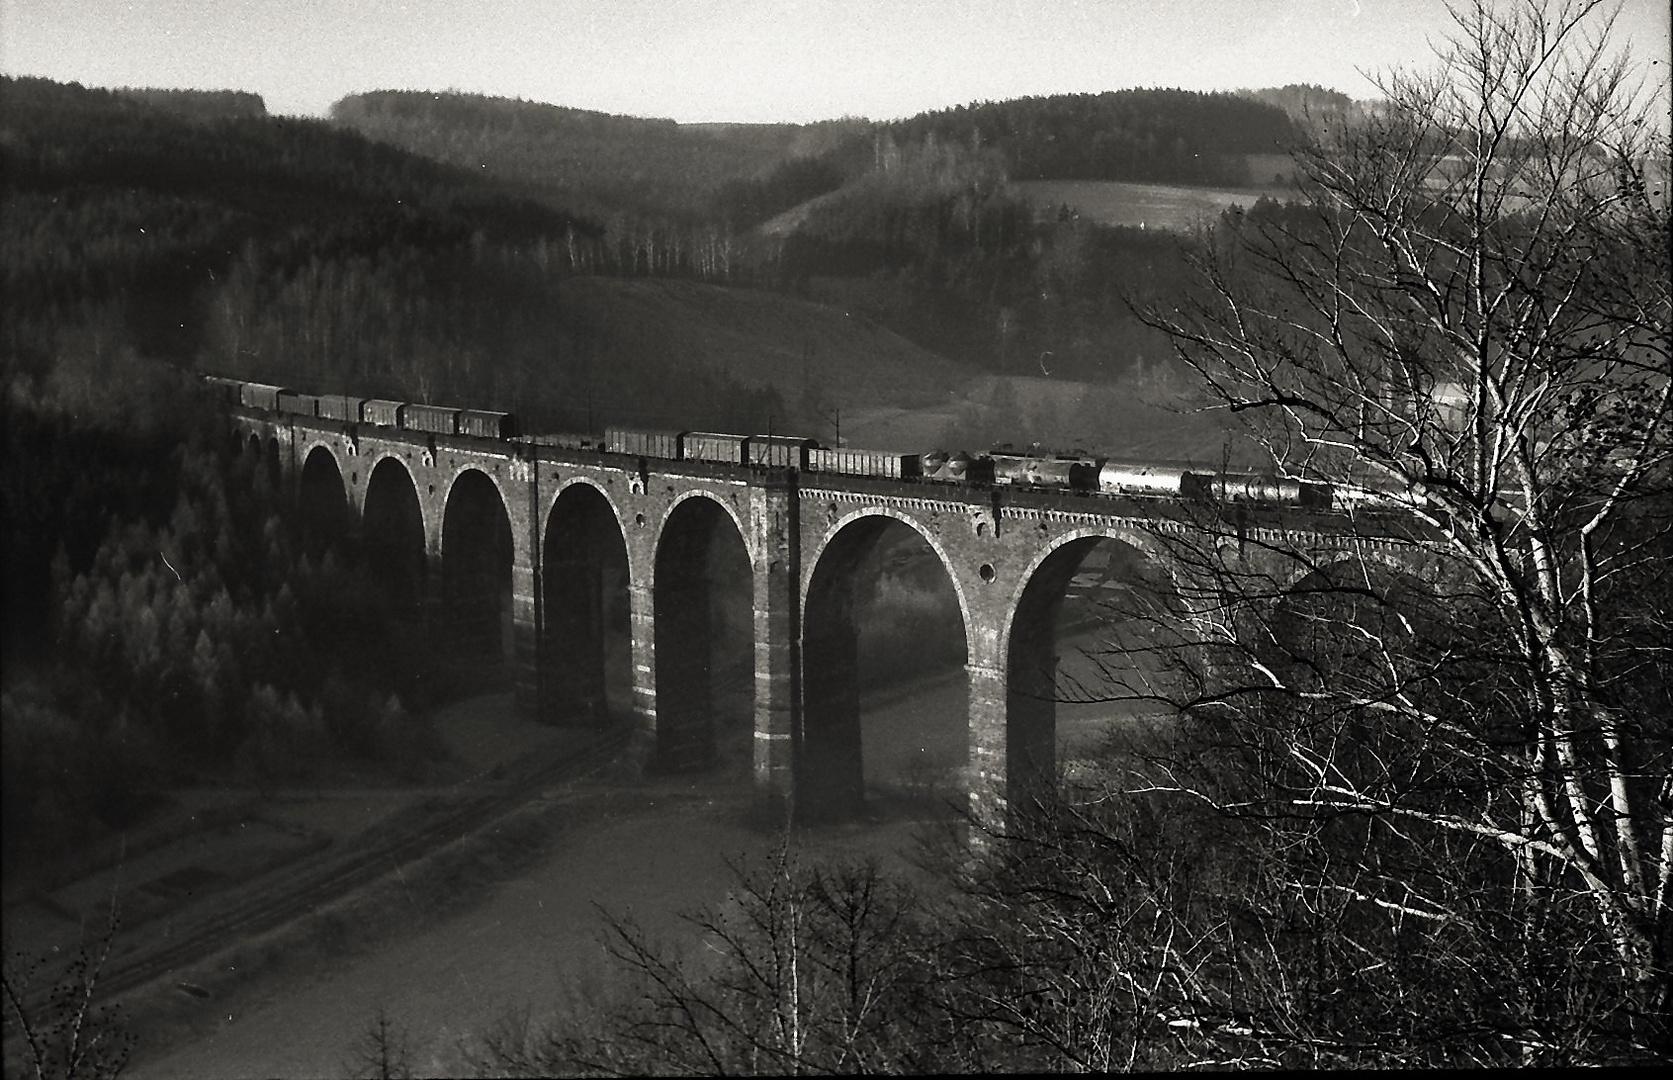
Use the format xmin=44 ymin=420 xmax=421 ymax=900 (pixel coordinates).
xmin=7 ymin=721 xmax=633 ymax=1032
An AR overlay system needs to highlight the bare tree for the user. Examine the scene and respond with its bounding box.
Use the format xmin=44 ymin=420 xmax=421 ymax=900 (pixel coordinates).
xmin=2 ymin=904 xmax=133 ymax=1080
xmin=346 ymin=1004 xmax=415 ymax=1080
xmin=462 ymin=840 xmax=953 ymax=1075
xmin=1116 ymin=0 xmax=1670 ymax=1059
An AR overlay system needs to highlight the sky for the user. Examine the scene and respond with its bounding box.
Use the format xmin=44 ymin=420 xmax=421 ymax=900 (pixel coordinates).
xmin=1 ymin=0 xmax=1668 ymax=123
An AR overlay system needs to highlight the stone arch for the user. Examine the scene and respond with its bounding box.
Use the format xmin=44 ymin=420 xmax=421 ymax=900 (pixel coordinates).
xmin=540 ymin=477 xmax=630 ymax=546
xmin=353 ymin=448 xmax=414 ymax=518
xmin=655 ymin=488 xmax=757 ymax=566
xmin=542 ymin=479 xmax=632 ymax=726
xmin=363 ymin=455 xmax=429 ymax=614
xmin=1271 ymin=544 xmax=1430 ymax=593
xmin=799 ymin=509 xmax=973 ymax=822
xmin=440 ymin=466 xmax=516 ymax=671
xmin=439 ymin=460 xmax=528 ymax=567
xmin=802 ymin=507 xmax=973 ymax=640
xmin=998 ymin=527 xmax=1194 ymax=805
xmin=1265 ymin=552 xmax=1443 ymax=683
xmin=997 ymin=526 xmax=1190 ymax=661
xmin=297 ymin=444 xmax=350 ymax=557
xmin=652 ymin=493 xmax=754 ymax=771
xmin=297 ymin=436 xmax=345 ymax=475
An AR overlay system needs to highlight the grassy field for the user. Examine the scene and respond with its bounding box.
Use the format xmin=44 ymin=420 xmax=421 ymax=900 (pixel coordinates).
xmin=555 ymin=277 xmax=978 ymax=422
xmin=1009 ymin=178 xmax=1285 ymax=231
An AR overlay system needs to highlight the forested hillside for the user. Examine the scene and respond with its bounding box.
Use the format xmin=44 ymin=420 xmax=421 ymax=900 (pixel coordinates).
xmin=0 ymin=77 xmax=810 ymax=428
xmin=332 ymin=91 xmax=867 ymax=224
xmin=114 ymin=86 xmax=269 ymax=120
xmin=890 ymin=89 xmax=1297 ymax=185
xmin=326 ymin=87 xmax=1283 ymax=378
xmin=1235 ymin=82 xmax=1359 ymax=124
xmin=0 ymin=78 xmax=814 ymax=865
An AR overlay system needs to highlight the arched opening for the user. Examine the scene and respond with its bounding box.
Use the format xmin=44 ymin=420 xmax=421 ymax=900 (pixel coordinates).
xmin=363 ymin=457 xmax=428 ymax=614
xmin=1250 ymin=559 xmax=1454 ymax=892
xmin=653 ymin=497 xmax=752 ymax=771
xmin=542 ymin=484 xmax=631 ymax=727
xmin=441 ymin=469 xmax=514 ymax=685
xmin=350 ymin=457 xmax=433 ymax=704
xmin=1266 ymin=559 xmax=1438 ymax=689
xmin=1007 ymin=536 xmax=1187 ymax=807
xmin=801 ymin=517 xmax=968 ymax=822
xmin=297 ymin=446 xmax=348 ymax=559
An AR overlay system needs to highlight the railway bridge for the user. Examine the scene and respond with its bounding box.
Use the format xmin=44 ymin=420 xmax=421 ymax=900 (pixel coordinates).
xmin=231 ymin=407 xmax=1437 ymax=824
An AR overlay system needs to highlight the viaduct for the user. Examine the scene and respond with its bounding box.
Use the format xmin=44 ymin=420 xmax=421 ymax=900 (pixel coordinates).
xmin=231 ymin=406 xmax=1437 ymax=824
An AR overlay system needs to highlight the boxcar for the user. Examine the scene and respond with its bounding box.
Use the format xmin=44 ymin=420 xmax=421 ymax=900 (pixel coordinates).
xmin=531 ymin=431 xmax=598 ymax=451
xmin=807 ymin=447 xmax=923 ymax=480
xmin=747 ymin=434 xmax=819 ymax=469
xmin=313 ymin=394 xmax=361 ymax=423
xmin=276 ymin=392 xmax=319 ymax=418
xmin=403 ymin=403 xmax=459 ymax=436
xmin=362 ymin=399 xmax=405 ymax=427
xmin=202 ymin=375 xmax=244 ymax=404
xmin=239 ymin=382 xmax=286 ymax=411
xmin=457 ymin=410 xmax=519 ymax=439
xmin=681 ymin=431 xmax=747 ymax=465
xmin=605 ymin=428 xmax=681 ymax=459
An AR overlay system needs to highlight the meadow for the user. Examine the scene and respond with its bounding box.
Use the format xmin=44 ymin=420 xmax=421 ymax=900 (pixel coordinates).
xmin=1009 ymin=177 xmax=1284 ymax=231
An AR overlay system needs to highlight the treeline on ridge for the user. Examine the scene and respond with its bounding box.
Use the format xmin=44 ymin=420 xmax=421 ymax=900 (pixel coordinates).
xmin=0 ymin=76 xmax=791 ymax=430
xmin=332 ymin=90 xmax=868 ymax=225
xmin=892 ymin=88 xmax=1297 ymax=185
xmin=325 ymin=86 xmax=1289 ymax=376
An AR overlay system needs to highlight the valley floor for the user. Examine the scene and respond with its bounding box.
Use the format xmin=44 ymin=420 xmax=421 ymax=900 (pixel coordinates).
xmin=101 ymin=628 xmax=1153 ymax=1078
xmin=120 ymin=691 xmax=960 ymax=1078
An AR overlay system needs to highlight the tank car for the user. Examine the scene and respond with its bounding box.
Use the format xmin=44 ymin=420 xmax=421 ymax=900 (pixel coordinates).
xmin=922 ymin=450 xmax=995 ymax=485
xmin=1098 ymin=461 xmax=1204 ymax=498
xmin=990 ymin=451 xmax=1101 ymax=492
xmin=606 ymin=428 xmax=681 ymax=459
xmin=458 ymin=410 xmax=519 ymax=439
xmin=681 ymin=431 xmax=748 ymax=465
xmin=1211 ymin=472 xmax=1333 ymax=509
xmin=403 ymin=403 xmax=459 ymax=436
xmin=807 ymin=447 xmax=923 ymax=480
xmin=747 ymin=434 xmax=820 ymax=469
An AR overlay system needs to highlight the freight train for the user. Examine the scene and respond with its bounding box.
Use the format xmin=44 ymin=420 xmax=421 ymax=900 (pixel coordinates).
xmin=203 ymin=376 xmax=520 ymax=439
xmin=205 ymin=374 xmax=1348 ymax=510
